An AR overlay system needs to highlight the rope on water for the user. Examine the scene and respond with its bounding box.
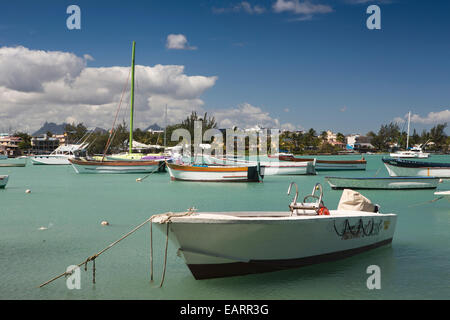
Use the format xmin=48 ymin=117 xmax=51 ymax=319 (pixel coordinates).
xmin=408 ymin=196 xmax=444 ymax=207
xmin=149 ymin=208 xmax=196 ymax=288
xmin=38 ymin=209 xmax=196 ymax=289
xmin=136 ymin=161 xmax=166 ymax=182
xmin=38 ymin=215 xmax=153 ymax=288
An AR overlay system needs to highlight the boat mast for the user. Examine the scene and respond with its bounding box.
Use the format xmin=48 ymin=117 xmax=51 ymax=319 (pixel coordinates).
xmin=129 ymin=41 xmax=136 ymax=155
xmin=164 ymin=104 xmax=167 ymax=147
xmin=406 ymin=111 xmax=410 ymax=150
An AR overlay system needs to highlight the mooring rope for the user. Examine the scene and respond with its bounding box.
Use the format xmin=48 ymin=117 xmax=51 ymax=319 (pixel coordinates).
xmin=408 ymin=196 xmax=444 ymax=207
xmin=149 ymin=209 xmax=196 ymax=287
xmin=38 ymin=209 xmax=196 ymax=289
xmin=136 ymin=161 xmax=166 ymax=182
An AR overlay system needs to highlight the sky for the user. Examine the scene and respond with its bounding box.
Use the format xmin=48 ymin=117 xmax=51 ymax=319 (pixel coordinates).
xmin=0 ymin=0 xmax=449 ymax=135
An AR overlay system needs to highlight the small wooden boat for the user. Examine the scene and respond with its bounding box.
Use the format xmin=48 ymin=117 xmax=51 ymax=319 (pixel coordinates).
xmin=279 ymin=155 xmax=367 ymax=171
xmin=69 ymin=158 xmax=165 ymax=174
xmin=151 ymin=183 xmax=396 ymax=279
xmin=326 ymin=176 xmax=440 ymax=190
xmin=434 ymin=191 xmax=450 ymax=202
xmin=0 ymin=175 xmax=9 ymax=188
xmin=382 ymin=158 xmax=450 ymax=178
xmin=166 ymin=162 xmax=263 ymax=182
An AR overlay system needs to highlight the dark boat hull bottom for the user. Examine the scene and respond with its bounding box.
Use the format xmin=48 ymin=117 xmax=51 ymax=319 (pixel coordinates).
xmin=187 ymin=238 xmax=392 ymax=280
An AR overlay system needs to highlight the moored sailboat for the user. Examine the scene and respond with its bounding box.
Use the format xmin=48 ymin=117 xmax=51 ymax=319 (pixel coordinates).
xmin=69 ymin=41 xmax=166 ymax=174
xmin=166 ymin=162 xmax=263 ymax=182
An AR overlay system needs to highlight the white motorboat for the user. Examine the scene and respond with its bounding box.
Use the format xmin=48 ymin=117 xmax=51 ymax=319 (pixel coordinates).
xmin=434 ymin=191 xmax=450 ymax=202
xmin=326 ymin=176 xmax=440 ymax=190
xmin=30 ymin=143 xmax=88 ymax=165
xmin=382 ymin=158 xmax=450 ymax=178
xmin=210 ymin=156 xmax=316 ymax=175
xmin=0 ymin=175 xmax=9 ymax=188
xmin=389 ymin=149 xmax=430 ymax=159
xmin=390 ymin=112 xmax=429 ymax=158
xmin=166 ymin=162 xmax=263 ymax=182
xmin=151 ymin=184 xmax=396 ymax=279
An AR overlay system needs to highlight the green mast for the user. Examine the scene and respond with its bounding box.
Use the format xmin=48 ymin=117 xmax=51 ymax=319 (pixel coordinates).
xmin=129 ymin=41 xmax=136 ymax=155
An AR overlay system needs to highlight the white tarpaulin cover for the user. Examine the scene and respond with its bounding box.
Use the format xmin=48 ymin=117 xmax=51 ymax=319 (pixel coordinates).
xmin=337 ymin=189 xmax=376 ymax=212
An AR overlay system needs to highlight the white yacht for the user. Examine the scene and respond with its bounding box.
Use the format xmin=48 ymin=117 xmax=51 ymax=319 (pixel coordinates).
xmin=390 ymin=112 xmax=430 ymax=158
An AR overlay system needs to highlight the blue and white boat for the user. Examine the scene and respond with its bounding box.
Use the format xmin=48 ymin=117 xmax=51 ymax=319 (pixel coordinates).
xmin=382 ymin=158 xmax=450 ymax=178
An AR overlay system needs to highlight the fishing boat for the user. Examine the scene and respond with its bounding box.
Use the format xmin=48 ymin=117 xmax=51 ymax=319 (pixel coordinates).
xmin=151 ymin=183 xmax=396 ymax=279
xmin=30 ymin=143 xmax=88 ymax=165
xmin=210 ymin=156 xmax=316 ymax=175
xmin=0 ymin=175 xmax=8 ymax=188
xmin=382 ymin=158 xmax=450 ymax=178
xmin=390 ymin=112 xmax=430 ymax=159
xmin=166 ymin=162 xmax=264 ymax=182
xmin=325 ymin=176 xmax=440 ymax=190
xmin=434 ymin=191 xmax=450 ymax=202
xmin=279 ymin=155 xmax=367 ymax=171
xmin=69 ymin=41 xmax=167 ymax=174
xmin=69 ymin=158 xmax=164 ymax=174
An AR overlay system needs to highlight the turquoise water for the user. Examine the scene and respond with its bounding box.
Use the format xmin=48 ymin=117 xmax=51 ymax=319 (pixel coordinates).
xmin=1 ymin=154 xmax=449 ymax=300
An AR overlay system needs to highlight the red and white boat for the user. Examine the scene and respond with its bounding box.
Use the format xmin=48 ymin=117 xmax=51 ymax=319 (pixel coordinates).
xmin=166 ymin=162 xmax=264 ymax=182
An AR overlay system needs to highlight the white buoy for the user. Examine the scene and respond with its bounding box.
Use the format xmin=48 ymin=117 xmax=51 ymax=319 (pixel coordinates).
xmin=136 ymin=178 xmax=142 ymax=182
xmin=439 ymin=179 xmax=444 ymax=183
xmin=25 ymin=189 xmax=31 ymax=193
xmin=101 ymin=221 xmax=110 ymax=226
xmin=39 ymin=226 xmax=48 ymax=231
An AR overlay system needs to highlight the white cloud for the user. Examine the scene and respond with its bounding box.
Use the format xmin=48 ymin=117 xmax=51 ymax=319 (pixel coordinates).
xmin=394 ymin=110 xmax=450 ymax=125
xmin=212 ymin=102 xmax=301 ymax=130
xmin=213 ymin=2 xmax=266 ymax=14
xmin=340 ymin=106 xmax=347 ymax=112
xmin=0 ymin=46 xmax=216 ymax=132
xmin=273 ymin=0 xmax=333 ymax=19
xmin=166 ymin=34 xmax=197 ymax=50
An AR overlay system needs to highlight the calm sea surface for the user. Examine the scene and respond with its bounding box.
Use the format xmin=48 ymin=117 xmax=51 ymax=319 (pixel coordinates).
xmin=1 ymin=154 xmax=449 ymax=300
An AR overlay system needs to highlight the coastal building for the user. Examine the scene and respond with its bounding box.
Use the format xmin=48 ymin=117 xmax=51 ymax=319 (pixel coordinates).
xmin=31 ymin=134 xmax=59 ymax=155
xmin=0 ymin=135 xmax=23 ymax=157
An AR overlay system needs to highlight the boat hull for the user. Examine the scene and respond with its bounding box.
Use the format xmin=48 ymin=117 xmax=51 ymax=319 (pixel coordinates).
xmin=382 ymin=158 xmax=450 ymax=178
xmin=212 ymin=157 xmax=315 ymax=175
xmin=166 ymin=163 xmax=263 ymax=182
xmin=279 ymin=156 xmax=366 ymax=171
xmin=0 ymin=175 xmax=8 ymax=188
xmin=153 ymin=211 xmax=396 ymax=279
xmin=30 ymin=155 xmax=71 ymax=165
xmin=326 ymin=176 xmax=440 ymax=190
xmin=69 ymin=158 xmax=165 ymax=174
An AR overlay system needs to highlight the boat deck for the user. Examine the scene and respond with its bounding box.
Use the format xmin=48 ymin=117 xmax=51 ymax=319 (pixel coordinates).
xmin=152 ymin=210 xmax=395 ymax=223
